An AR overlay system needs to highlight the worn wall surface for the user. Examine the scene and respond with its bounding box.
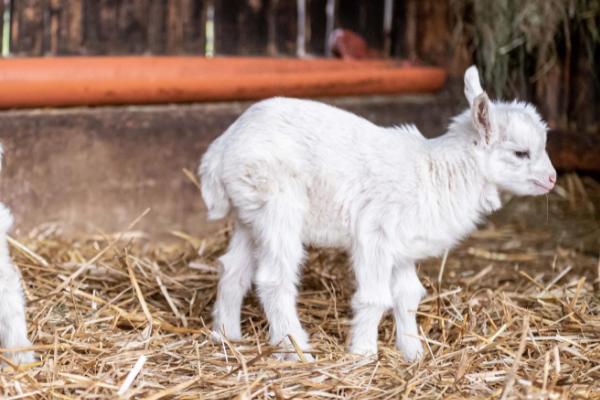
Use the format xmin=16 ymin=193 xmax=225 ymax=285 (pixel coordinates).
xmin=0 ymin=92 xmax=463 ymax=237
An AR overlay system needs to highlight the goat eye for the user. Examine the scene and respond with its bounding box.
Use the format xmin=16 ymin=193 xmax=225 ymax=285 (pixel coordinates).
xmin=514 ymin=150 xmax=530 ymax=159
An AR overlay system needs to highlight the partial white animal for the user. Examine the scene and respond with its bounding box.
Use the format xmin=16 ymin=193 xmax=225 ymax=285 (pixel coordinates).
xmin=199 ymin=66 xmax=556 ymax=361
xmin=0 ymin=148 xmax=35 ymax=366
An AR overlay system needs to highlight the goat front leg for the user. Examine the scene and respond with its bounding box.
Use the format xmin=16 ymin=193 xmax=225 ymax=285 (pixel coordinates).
xmin=0 ymin=248 xmax=35 ymax=365
xmin=349 ymin=237 xmax=394 ymax=356
xmin=390 ymin=261 xmax=426 ymax=362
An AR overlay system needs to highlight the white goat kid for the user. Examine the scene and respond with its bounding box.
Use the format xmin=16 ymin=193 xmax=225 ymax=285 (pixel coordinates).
xmin=199 ymin=66 xmax=556 ymax=361
xmin=0 ymin=151 xmax=35 ymax=365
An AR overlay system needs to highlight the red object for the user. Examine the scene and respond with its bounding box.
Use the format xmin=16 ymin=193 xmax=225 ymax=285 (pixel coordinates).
xmin=329 ymin=29 xmax=378 ymax=60
xmin=0 ymin=56 xmax=447 ymax=108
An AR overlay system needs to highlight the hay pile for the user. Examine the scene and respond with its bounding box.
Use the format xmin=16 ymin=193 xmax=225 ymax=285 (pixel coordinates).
xmin=2 ymin=174 xmax=600 ymax=399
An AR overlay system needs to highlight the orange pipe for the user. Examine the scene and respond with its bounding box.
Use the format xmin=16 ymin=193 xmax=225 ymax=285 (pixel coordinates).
xmin=0 ymin=57 xmax=447 ymax=108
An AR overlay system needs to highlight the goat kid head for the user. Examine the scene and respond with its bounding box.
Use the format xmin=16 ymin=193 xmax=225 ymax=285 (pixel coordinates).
xmin=464 ymin=66 xmax=556 ymax=196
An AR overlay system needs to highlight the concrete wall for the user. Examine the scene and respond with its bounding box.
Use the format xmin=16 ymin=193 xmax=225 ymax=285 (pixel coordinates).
xmin=0 ymin=92 xmax=463 ymax=237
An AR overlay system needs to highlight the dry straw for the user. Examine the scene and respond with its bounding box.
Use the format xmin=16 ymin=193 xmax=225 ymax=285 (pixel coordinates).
xmin=1 ymin=174 xmax=599 ymax=398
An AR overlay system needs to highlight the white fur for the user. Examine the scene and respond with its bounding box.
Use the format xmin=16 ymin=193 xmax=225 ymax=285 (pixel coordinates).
xmin=464 ymin=65 xmax=484 ymax=106
xmin=0 ymin=147 xmax=35 ymax=366
xmin=199 ymin=66 xmax=556 ymax=361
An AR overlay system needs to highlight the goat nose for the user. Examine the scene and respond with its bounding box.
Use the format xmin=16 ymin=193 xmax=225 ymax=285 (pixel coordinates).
xmin=548 ymin=172 xmax=557 ymax=187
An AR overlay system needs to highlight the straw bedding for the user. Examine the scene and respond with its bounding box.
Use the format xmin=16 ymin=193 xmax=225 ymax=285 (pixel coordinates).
xmin=2 ymin=174 xmax=599 ymax=399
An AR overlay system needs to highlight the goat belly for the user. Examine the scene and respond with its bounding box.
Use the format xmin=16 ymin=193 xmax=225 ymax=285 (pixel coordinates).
xmin=301 ymin=221 xmax=351 ymax=248
xmin=302 ymin=179 xmax=352 ymax=249
xmin=401 ymin=237 xmax=442 ymax=259
xmin=398 ymin=231 xmax=462 ymax=259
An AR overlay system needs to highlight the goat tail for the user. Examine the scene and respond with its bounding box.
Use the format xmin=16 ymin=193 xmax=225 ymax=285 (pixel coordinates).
xmin=199 ymin=139 xmax=231 ymax=220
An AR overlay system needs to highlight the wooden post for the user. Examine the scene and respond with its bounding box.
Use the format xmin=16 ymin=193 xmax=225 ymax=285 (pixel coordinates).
xmin=264 ymin=0 xmax=297 ymax=56
xmin=324 ymin=0 xmax=335 ymax=57
xmin=382 ymin=0 xmax=393 ymax=57
xmin=10 ymin=0 xmax=44 ymax=55
xmin=267 ymin=0 xmax=278 ymax=55
xmin=215 ymin=0 xmax=269 ymax=55
xmin=0 ymin=0 xmax=5 ymax=56
xmin=165 ymin=0 xmax=206 ymax=55
xmin=147 ymin=0 xmax=166 ymax=54
xmin=416 ymin=0 xmax=450 ymax=66
xmin=336 ymin=0 xmax=384 ymax=54
xmin=404 ymin=0 xmax=417 ymax=61
xmin=296 ymin=0 xmax=306 ymax=57
xmin=307 ymin=0 xmax=326 ymax=55
xmin=167 ymin=0 xmax=185 ymax=53
xmin=57 ymin=0 xmax=83 ymax=54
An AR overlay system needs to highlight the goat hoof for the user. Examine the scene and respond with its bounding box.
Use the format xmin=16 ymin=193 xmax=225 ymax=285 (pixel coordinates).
xmin=1 ymin=351 xmax=38 ymax=368
xmin=273 ymin=351 xmax=315 ymax=362
xmin=210 ymin=329 xmax=242 ymax=343
xmin=349 ymin=345 xmax=378 ymax=358
xmin=396 ymin=336 xmax=423 ymax=362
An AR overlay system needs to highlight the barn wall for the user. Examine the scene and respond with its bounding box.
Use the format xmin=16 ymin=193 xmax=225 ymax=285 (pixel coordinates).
xmin=4 ymin=0 xmax=596 ymax=133
xmin=0 ymin=0 xmax=597 ymax=236
xmin=0 ymin=92 xmax=463 ymax=237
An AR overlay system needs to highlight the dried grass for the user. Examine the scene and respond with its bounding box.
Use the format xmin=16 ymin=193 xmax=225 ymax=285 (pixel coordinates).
xmin=452 ymin=0 xmax=600 ymax=99
xmin=1 ymin=174 xmax=600 ymax=399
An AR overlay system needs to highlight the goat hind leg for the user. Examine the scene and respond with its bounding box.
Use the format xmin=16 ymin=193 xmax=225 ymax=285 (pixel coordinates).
xmin=212 ymin=222 xmax=255 ymax=341
xmin=252 ymin=200 xmax=312 ymax=361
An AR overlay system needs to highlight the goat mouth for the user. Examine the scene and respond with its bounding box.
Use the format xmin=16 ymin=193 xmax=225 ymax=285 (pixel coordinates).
xmin=532 ymin=180 xmax=553 ymax=192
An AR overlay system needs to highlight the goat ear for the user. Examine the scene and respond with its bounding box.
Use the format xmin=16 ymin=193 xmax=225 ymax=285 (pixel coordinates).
xmin=464 ymin=65 xmax=483 ymax=106
xmin=471 ymin=93 xmax=496 ymax=146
